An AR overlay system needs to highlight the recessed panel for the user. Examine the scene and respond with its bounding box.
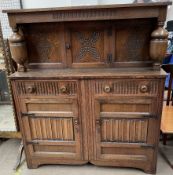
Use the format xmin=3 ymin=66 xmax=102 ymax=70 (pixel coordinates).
xmin=101 ymin=146 xmax=153 ymax=156
xmin=114 ymin=19 xmax=154 ymax=62
xmin=34 ymin=145 xmax=76 ymax=153
xmin=29 ymin=117 xmax=74 ymax=141
xmin=24 ymin=23 xmax=65 ymax=64
xmin=26 ymin=103 xmax=72 ymax=112
xmin=100 ymin=103 xmax=150 ymax=113
xmin=101 ymin=118 xmax=148 ymax=143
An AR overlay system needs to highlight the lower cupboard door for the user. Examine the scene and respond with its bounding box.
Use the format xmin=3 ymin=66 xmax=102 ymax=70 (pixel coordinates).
xmin=93 ymin=97 xmax=158 ymax=165
xmin=20 ymin=98 xmax=83 ymax=160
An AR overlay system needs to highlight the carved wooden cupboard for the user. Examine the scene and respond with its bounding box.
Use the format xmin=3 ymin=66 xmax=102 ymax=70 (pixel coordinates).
xmin=4 ymin=1 xmax=171 ymax=174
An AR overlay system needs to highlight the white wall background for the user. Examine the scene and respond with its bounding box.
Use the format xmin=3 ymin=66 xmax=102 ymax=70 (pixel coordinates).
xmin=21 ymin=0 xmax=173 ymax=21
xmin=21 ymin=0 xmax=134 ymax=8
xmin=22 ymin=0 xmax=71 ymax=8
xmin=0 ymin=0 xmax=21 ymax=39
xmin=167 ymin=4 xmax=173 ymax=22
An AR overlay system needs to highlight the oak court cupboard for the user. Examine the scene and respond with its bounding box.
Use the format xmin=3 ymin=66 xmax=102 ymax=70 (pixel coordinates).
xmin=4 ymin=0 xmax=172 ymax=173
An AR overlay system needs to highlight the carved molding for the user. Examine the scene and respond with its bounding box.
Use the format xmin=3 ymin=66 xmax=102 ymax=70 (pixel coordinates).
xmin=50 ymin=8 xmax=159 ymax=22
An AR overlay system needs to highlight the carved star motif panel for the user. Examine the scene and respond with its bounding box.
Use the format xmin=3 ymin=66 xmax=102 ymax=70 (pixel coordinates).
xmin=71 ymin=29 xmax=104 ymax=63
xmin=24 ymin=23 xmax=65 ymax=63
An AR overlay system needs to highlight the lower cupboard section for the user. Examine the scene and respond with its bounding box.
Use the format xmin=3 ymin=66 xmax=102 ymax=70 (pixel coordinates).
xmin=11 ymin=78 xmax=163 ymax=174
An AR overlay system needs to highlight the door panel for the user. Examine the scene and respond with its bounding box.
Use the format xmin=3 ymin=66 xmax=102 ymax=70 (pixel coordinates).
xmin=66 ymin=22 xmax=109 ymax=68
xmin=24 ymin=23 xmax=66 ymax=69
xmin=29 ymin=117 xmax=74 ymax=140
xmin=100 ymin=118 xmax=148 ymax=143
xmin=93 ymin=96 xmax=157 ymax=161
xmin=20 ymin=98 xmax=83 ymax=160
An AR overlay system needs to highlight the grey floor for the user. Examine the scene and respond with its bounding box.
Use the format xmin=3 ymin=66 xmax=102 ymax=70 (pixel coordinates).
xmin=0 ymin=139 xmax=172 ymax=175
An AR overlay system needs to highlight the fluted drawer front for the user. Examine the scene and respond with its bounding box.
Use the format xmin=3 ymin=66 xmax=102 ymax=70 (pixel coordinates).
xmin=94 ymin=79 xmax=159 ymax=95
xmin=15 ymin=80 xmax=78 ymax=96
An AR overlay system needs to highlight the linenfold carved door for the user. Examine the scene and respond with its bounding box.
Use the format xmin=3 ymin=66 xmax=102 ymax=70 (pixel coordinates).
xmin=20 ymin=97 xmax=83 ymax=160
xmin=93 ymin=97 xmax=157 ymax=161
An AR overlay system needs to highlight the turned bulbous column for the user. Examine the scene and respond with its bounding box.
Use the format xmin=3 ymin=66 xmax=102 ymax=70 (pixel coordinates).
xmin=9 ymin=28 xmax=28 ymax=72
xmin=150 ymin=22 xmax=168 ymax=70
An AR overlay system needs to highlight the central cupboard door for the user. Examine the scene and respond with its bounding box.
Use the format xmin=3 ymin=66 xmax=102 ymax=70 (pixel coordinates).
xmin=20 ymin=97 xmax=83 ymax=161
xmin=66 ymin=22 xmax=112 ymax=68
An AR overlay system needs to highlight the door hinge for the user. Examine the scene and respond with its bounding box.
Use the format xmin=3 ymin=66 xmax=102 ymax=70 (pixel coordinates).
xmin=140 ymin=144 xmax=155 ymax=149
xmin=143 ymin=115 xmax=157 ymax=119
xmin=26 ymin=140 xmax=39 ymax=145
xmin=21 ymin=112 xmax=35 ymax=118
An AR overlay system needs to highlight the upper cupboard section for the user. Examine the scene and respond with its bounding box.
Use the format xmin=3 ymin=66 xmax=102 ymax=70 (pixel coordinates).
xmin=23 ymin=19 xmax=156 ymax=69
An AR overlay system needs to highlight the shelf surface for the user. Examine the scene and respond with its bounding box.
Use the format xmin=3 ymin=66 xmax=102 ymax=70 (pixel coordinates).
xmin=9 ymin=68 xmax=167 ymax=80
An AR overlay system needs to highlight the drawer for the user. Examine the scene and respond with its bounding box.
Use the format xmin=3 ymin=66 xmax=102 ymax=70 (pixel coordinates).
xmin=15 ymin=80 xmax=78 ymax=96
xmin=93 ymin=79 xmax=159 ymax=96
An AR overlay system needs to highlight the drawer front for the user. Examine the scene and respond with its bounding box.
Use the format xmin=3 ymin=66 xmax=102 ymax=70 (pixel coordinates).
xmin=93 ymin=79 xmax=159 ymax=96
xmin=15 ymin=80 xmax=78 ymax=96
